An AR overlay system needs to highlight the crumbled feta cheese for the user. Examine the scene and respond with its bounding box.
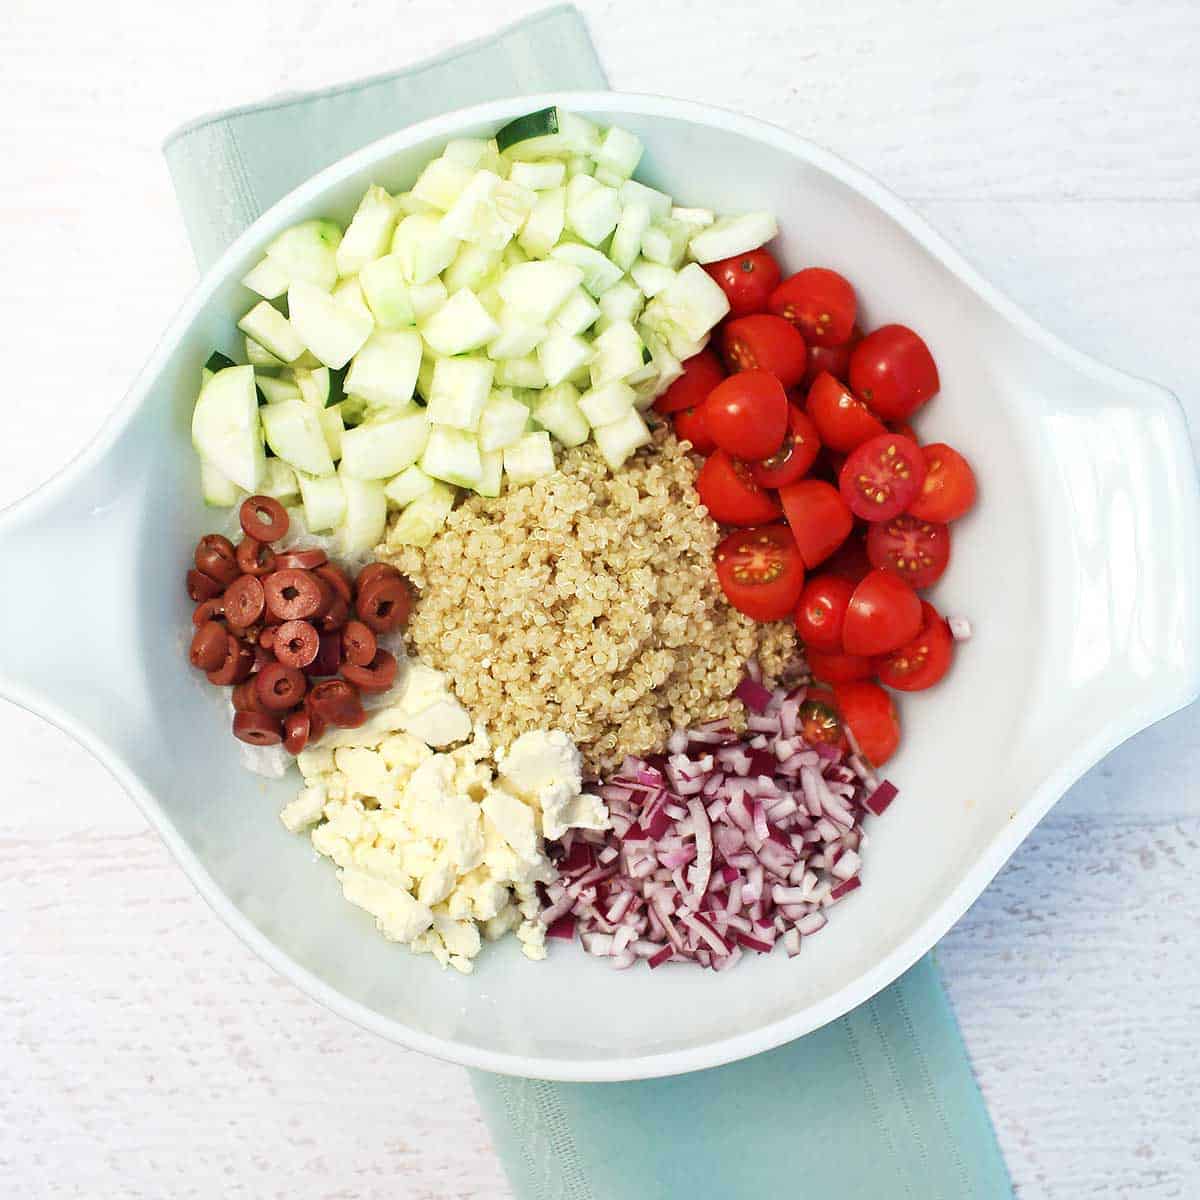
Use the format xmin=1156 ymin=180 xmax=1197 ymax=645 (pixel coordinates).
xmin=280 ymin=784 xmax=327 ymax=833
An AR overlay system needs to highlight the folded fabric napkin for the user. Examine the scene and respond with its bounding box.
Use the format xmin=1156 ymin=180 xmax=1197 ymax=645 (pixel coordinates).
xmin=164 ymin=7 xmax=1013 ymax=1197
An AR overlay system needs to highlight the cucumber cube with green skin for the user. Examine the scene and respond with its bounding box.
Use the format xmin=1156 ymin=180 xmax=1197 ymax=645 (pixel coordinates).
xmin=549 ymin=243 xmax=623 ymax=297
xmin=238 ymin=301 xmax=306 ymax=363
xmin=487 ymin=309 xmax=549 ymax=360
xmin=242 ymin=256 xmax=290 ymax=300
xmin=339 ymin=408 xmax=430 ymax=478
xmin=391 ymin=214 xmax=459 ymax=285
xmin=494 ymin=355 xmax=547 ymax=389
xmin=408 ymin=278 xmax=448 ymax=322
xmin=518 ymin=187 xmax=566 ymax=258
xmin=538 ymin=334 xmax=593 ymax=388
xmin=421 ymin=426 xmax=483 ymax=488
xmin=618 ymin=179 xmax=672 ymax=222
xmin=508 ymin=160 xmax=565 ymax=190
xmin=256 ymin=375 xmax=302 ymax=405
xmin=319 ymin=404 xmax=345 ymax=461
xmin=420 ymin=289 xmax=500 ymax=356
xmin=411 ymin=158 xmax=476 ymax=211
xmin=532 ymin=383 xmax=590 ymax=447
xmin=609 ymin=201 xmax=651 ymax=272
xmin=498 ymin=260 xmax=584 ymax=322
xmin=337 ymin=470 xmax=388 ymax=555
xmin=384 ymin=464 xmax=436 ymax=508
xmin=630 ymin=258 xmax=677 ymax=299
xmin=443 ymin=242 xmax=504 ymax=293
xmin=593 ymin=405 xmax=652 ymax=470
xmin=476 ymin=448 xmax=504 ymax=498
xmin=502 ymin=432 xmax=556 ymax=485
xmin=427 ymin=356 xmax=495 ymax=431
xmin=294 ymin=365 xmax=330 ymax=409
xmin=262 ymin=458 xmax=300 ymax=503
xmin=566 ymin=184 xmax=621 ymax=246
xmin=477 ymin=389 xmax=532 ymax=451
xmin=336 ymin=185 xmax=399 ymax=277
xmin=640 ymin=219 xmax=691 ymax=269
xmin=549 ymin=288 xmax=601 ymax=337
xmin=595 ymin=126 xmax=644 ymax=178
xmin=358 ymin=255 xmax=415 ymax=328
xmin=590 ymin=320 xmax=645 ymax=387
xmin=191 ymin=365 xmax=265 ymax=493
xmin=298 ymin=472 xmax=346 ymax=532
xmin=265 ymin=219 xmax=342 ymax=291
xmin=687 ymin=211 xmax=778 ymax=264
xmin=578 ymin=381 xmax=636 ymax=429
xmin=261 ymin=398 xmax=335 ymax=476
xmin=245 ymin=336 xmax=285 ymax=371
xmin=288 ymin=280 xmax=374 ymax=369
xmin=344 ymin=330 xmax=422 ymax=408
xmin=388 ymin=483 xmax=456 ymax=548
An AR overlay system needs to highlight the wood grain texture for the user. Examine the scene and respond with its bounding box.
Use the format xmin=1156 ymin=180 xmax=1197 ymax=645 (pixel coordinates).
xmin=2 ymin=1 xmax=1198 ymax=1196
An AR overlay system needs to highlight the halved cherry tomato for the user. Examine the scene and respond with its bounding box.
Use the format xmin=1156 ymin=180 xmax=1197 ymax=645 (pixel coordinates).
xmin=655 ymin=350 xmax=725 ymax=416
xmin=805 ymin=371 xmax=887 ymax=453
xmin=721 ymin=314 xmax=807 ymax=389
xmin=696 ymin=450 xmax=781 ymax=526
xmin=799 ymin=688 xmax=849 ymax=753
xmin=778 ymin=480 xmax=853 ymax=569
xmin=800 ymin=325 xmax=861 ymax=390
xmin=672 ymin=405 xmax=717 ymax=455
xmin=839 ymin=433 xmax=926 ymax=521
xmin=750 ymin=406 xmax=821 ymax=488
xmin=768 ymin=268 xmax=857 ymax=348
xmin=702 ymin=370 xmax=788 ymax=460
xmin=714 ymin=524 xmax=805 ymax=621
xmin=849 ymin=325 xmax=940 ymax=422
xmin=906 ymin=443 xmax=977 ymax=523
xmin=807 ymin=649 xmax=874 ymax=683
xmin=890 ymin=421 xmax=918 ymax=442
xmin=795 ymin=574 xmax=855 ymax=653
xmin=823 ymin=531 xmax=872 ymax=583
xmin=831 ymin=681 xmax=901 ymax=766
xmin=875 ymin=601 xmax=954 ymax=692
xmin=866 ymin=513 xmax=951 ymax=589
xmin=703 ymin=249 xmax=782 ymax=317
xmin=842 ymin=569 xmax=922 ymax=656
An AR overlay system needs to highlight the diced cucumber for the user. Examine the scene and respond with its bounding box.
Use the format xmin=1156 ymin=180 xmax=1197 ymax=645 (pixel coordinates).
xmin=443 ymin=137 xmax=491 ymax=167
xmin=630 ymin=258 xmax=677 ymax=298
xmin=421 ymin=426 xmax=483 ymax=488
xmin=319 ymin=404 xmax=345 ymax=461
xmin=565 ymin=173 xmax=599 ymax=208
xmin=495 ymin=106 xmax=559 ymax=154
xmin=487 ymin=308 xmax=549 ymax=359
xmin=476 ymin=448 xmax=504 ymax=498
xmin=191 ymin=365 xmax=265 ymax=492
xmin=537 ymin=333 xmax=593 ymax=387
xmin=412 ymin=158 xmax=476 ymax=210
xmin=420 ymin=289 xmax=501 ymax=356
xmin=332 ymin=275 xmax=374 ymax=323
xmin=566 ymin=183 xmax=621 ymax=246
xmin=597 ymin=280 xmax=644 ymax=328
xmin=532 ymin=383 xmax=590 ymax=447
xmin=688 ymin=211 xmax=778 ymax=264
xmin=590 ymin=320 xmax=644 ymax=387
xmin=595 ymin=126 xmax=644 ymax=178
xmin=641 ymin=219 xmax=690 ymax=269
xmin=245 ymin=337 xmax=285 ymax=371
xmin=344 ymin=330 xmax=422 ymax=408
xmin=294 ymin=365 xmax=330 ymax=409
xmin=498 ymin=260 xmax=583 ymax=322
xmin=549 ymin=243 xmax=623 ymax=297
xmin=578 ymin=381 xmax=636 ymax=428
xmin=358 ymin=255 xmax=415 ymax=328
xmin=338 ymin=396 xmax=369 ymax=427
xmin=476 ymin=279 xmax=505 ymax=318
xmin=384 ymin=464 xmax=436 ymax=508
xmin=635 ymin=328 xmax=685 ymax=403
xmin=502 ymin=240 xmax=529 ymax=269
xmin=593 ymin=166 xmax=626 ymax=189
xmin=508 ymin=160 xmax=565 ymax=190
xmin=337 ymin=471 xmax=388 ymax=555
xmin=391 ymin=214 xmax=459 ymax=284
xmin=388 ymin=482 xmax=455 ymax=547
xmin=619 ymin=179 xmax=672 ymax=222
xmin=427 ymin=356 xmax=495 ymax=430
xmin=238 ymin=301 xmax=306 ymax=363
xmin=440 ymin=171 xmax=512 ymax=250
xmin=288 ymin=280 xmax=374 ymax=369
xmin=200 ymin=458 xmax=243 ymax=507
xmin=503 ymin=431 xmax=556 ymax=484
xmin=416 ymin=353 xmax=439 ymax=403
xmin=518 ymin=187 xmax=566 ymax=258
xmin=609 ymin=201 xmax=651 ymax=272
xmin=262 ymin=458 xmax=300 ymax=503
xmin=265 ymin=220 xmax=342 ymax=291
xmin=257 ymin=375 xmax=301 ymax=405
xmin=443 ymin=242 xmax=503 ymax=293
xmin=671 ymin=206 xmax=715 ymax=232
xmin=336 ymin=185 xmax=399 ymax=277
xmin=494 ymin=354 xmax=547 ymax=389
xmin=494 ymin=180 xmax=537 ymax=237
xmin=646 ymin=262 xmax=731 ymax=344
xmin=298 ymin=472 xmax=346 ymax=532
xmin=593 ymin=405 xmax=652 ymax=470
xmin=242 ymin=256 xmax=290 ymax=300
xmin=566 ymin=155 xmax=595 ymax=179
xmin=408 ymin=278 xmax=448 ymax=321
xmin=339 ymin=408 xmax=430 ymax=478
xmin=549 ymin=288 xmax=601 ymax=336
xmin=261 ymin=398 xmax=335 ymax=476
xmin=477 ymin=389 xmax=531 ymax=451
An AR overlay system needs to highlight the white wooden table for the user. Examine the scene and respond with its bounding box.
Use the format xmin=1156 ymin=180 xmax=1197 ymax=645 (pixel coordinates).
xmin=3 ymin=2 xmax=1198 ymax=1195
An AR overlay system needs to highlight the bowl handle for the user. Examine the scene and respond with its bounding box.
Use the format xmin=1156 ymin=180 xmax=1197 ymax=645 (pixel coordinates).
xmin=1016 ymin=374 xmax=1200 ymax=788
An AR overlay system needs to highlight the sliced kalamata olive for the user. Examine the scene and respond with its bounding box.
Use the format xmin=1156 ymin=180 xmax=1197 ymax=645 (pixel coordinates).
xmin=273 ymin=619 xmax=320 ymax=669
xmin=341 ymin=649 xmax=398 ymax=693
xmin=254 ymin=662 xmax=308 ymax=711
xmin=354 ymin=562 xmax=402 ymax=596
xmin=314 ymin=562 xmax=353 ymax=605
xmin=189 ymin=621 xmax=228 ymax=672
xmin=264 ymin=568 xmax=323 ymax=621
xmin=223 ymin=575 xmax=266 ymax=628
xmin=206 ymin=634 xmax=254 ymax=685
xmin=233 ymin=711 xmax=283 ymax=746
xmin=232 ymin=679 xmax=266 ymax=713
xmin=258 ymin=626 xmax=276 ymax=651
xmin=283 ymin=711 xmax=311 ymax=756
xmin=239 ymin=495 xmax=289 ymax=543
xmin=192 ymin=597 xmax=224 ymax=628
xmin=308 ymin=678 xmax=366 ymax=728
xmin=187 ymin=569 xmax=224 ymax=603
xmin=318 ymin=593 xmax=350 ymax=633
xmin=305 ymin=631 xmax=342 ymax=678
xmin=341 ymin=620 xmax=377 ymax=668
xmin=236 ymin=537 xmax=276 ymax=577
xmin=355 ymin=576 xmax=411 ymax=633
xmin=194 ymin=534 xmax=240 ymax=586
xmin=303 ymin=698 xmax=329 ymax=743
xmin=275 ymin=547 xmax=328 ymax=571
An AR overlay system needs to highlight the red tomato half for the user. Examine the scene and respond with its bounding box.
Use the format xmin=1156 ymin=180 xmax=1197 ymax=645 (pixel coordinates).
xmin=822 ymin=530 xmax=872 ymax=583
xmin=801 ymin=325 xmax=861 ymax=390
xmin=656 ymin=350 xmax=726 ymax=416
xmin=795 ymin=573 xmax=855 ymax=653
xmin=831 ymin=681 xmax=901 ymax=766
xmin=768 ymin=268 xmax=857 ymax=348
xmin=704 ymin=249 xmax=782 ymax=317
xmin=807 ymin=649 xmax=874 ymax=683
xmin=703 ymin=370 xmax=789 ymax=460
xmin=906 ymin=443 xmax=977 ymax=523
xmin=799 ymin=688 xmax=849 ymax=753
xmin=779 ymin=480 xmax=854 ymax=569
xmin=865 ymin=514 xmax=951 ymax=589
xmin=849 ymin=325 xmax=940 ymax=422
xmin=696 ymin=450 xmax=781 ymax=526
xmin=751 ymin=406 xmax=822 ymax=488
xmin=714 ymin=524 xmax=805 ymax=621
xmin=806 ymin=371 xmax=887 ymax=453
xmin=673 ymin=405 xmax=716 ymax=455
xmin=839 ymin=433 xmax=926 ymax=521
xmin=721 ymin=314 xmax=808 ymax=389
xmin=842 ymin=568 xmax=922 ymax=657
xmin=875 ymin=601 xmax=954 ymax=692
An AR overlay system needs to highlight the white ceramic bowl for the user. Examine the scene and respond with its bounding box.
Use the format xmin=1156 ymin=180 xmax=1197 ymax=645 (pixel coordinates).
xmin=2 ymin=93 xmax=1198 ymax=1081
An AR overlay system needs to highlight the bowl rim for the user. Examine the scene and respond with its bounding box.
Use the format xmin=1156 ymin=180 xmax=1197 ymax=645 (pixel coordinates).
xmin=4 ymin=90 xmax=1198 ymax=1081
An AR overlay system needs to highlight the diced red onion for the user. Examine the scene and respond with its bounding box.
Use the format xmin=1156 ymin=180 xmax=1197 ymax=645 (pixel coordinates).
xmin=948 ymin=615 xmax=972 ymax=641
xmin=734 ymin=676 xmax=774 ymax=714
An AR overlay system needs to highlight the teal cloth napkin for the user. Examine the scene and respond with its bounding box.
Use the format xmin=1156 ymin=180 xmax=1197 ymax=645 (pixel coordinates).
xmin=164 ymin=8 xmax=1013 ymax=1198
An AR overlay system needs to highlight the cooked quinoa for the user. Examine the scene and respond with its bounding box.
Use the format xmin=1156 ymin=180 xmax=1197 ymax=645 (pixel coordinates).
xmin=383 ymin=430 xmax=798 ymax=774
